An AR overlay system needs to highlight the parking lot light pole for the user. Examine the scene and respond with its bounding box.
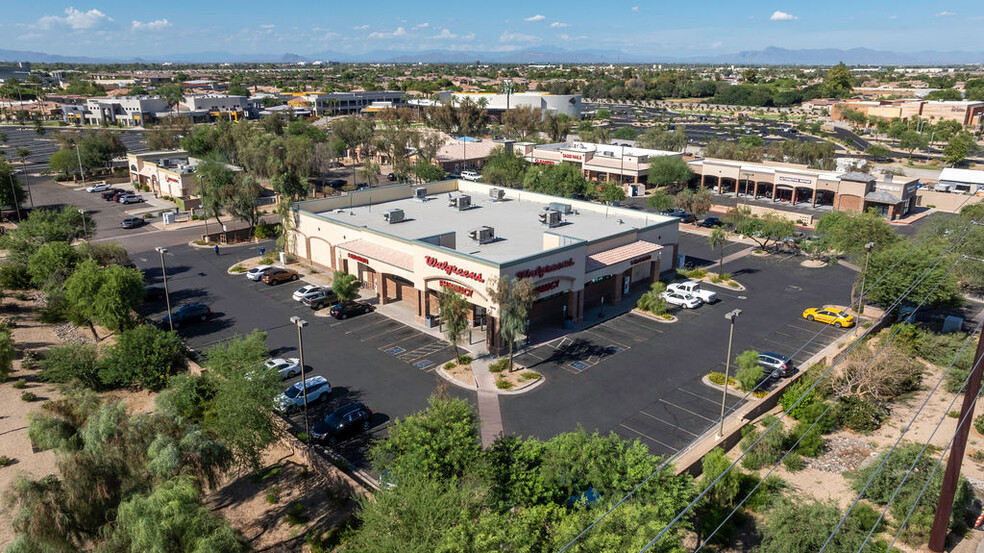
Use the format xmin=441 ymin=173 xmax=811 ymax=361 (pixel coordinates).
xmin=78 ymin=209 xmax=87 ymax=239
xmin=7 ymin=170 xmax=21 ymax=223
xmin=856 ymin=241 xmax=876 ymax=334
xmin=155 ymin=247 xmax=173 ymax=332
xmin=290 ymin=316 xmax=311 ymax=441
xmin=718 ymin=309 xmax=742 ymax=439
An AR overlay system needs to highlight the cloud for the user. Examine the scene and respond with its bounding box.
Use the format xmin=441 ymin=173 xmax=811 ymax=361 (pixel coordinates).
xmin=709 ymin=40 xmax=722 ymax=48
xmin=131 ymin=19 xmax=172 ymax=31
xmin=632 ymin=6 xmax=639 ymax=12
xmin=260 ymin=24 xmax=275 ymax=29
xmin=550 ymin=22 xmax=568 ymax=28
xmin=412 ymin=22 xmax=429 ymax=30
xmin=936 ymin=11 xmax=956 ymax=16
xmin=17 ymin=33 xmax=43 ymax=41
xmin=769 ymin=10 xmax=799 ymax=20
xmin=368 ymin=26 xmax=407 ymax=38
xmin=430 ymin=28 xmax=474 ymax=40
xmin=500 ymin=31 xmax=538 ymax=42
xmin=524 ymin=14 xmax=545 ymax=22
xmin=353 ymin=24 xmax=369 ymax=30
xmin=37 ymin=7 xmax=114 ymax=30
xmin=888 ymin=15 xmax=898 ymax=19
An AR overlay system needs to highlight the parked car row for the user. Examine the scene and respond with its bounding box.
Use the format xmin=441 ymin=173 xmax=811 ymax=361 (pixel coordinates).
xmin=99 ymin=188 xmax=146 ymax=204
xmin=660 ymin=280 xmax=719 ymax=310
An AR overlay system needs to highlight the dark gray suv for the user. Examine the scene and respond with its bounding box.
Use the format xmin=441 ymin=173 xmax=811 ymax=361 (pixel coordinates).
xmin=758 ymin=352 xmax=795 ymax=379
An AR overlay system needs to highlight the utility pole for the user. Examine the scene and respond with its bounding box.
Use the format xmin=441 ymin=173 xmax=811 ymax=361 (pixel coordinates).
xmin=718 ymin=309 xmax=742 ymax=438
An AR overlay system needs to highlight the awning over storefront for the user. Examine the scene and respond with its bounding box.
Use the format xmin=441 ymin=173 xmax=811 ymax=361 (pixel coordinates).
xmin=585 ymin=240 xmax=662 ymax=273
xmin=337 ymin=238 xmax=414 ymax=271
xmin=138 ymin=166 xmax=156 ymax=177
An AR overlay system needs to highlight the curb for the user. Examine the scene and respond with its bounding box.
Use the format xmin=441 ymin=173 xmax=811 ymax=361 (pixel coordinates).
xmin=631 ymin=308 xmax=677 ymax=323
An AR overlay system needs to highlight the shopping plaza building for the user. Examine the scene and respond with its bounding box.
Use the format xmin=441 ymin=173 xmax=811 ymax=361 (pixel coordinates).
xmin=289 ymin=180 xmax=679 ymax=352
xmin=689 ymin=158 xmax=919 ymax=220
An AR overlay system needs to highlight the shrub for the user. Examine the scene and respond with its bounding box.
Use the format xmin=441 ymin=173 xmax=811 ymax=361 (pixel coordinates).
xmin=27 ymin=411 xmax=76 ymax=451
xmin=296 ymin=432 xmax=310 ymax=443
xmin=21 ymin=350 xmax=40 ymax=371
xmin=707 ymin=372 xmax=736 ymax=387
xmin=457 ymin=354 xmax=472 ymax=365
xmin=260 ymin=254 xmax=275 ymax=265
xmin=735 ymin=350 xmax=763 ymax=392
xmin=39 ymin=343 xmax=101 ymax=389
xmin=948 ymin=411 xmax=959 ymax=418
xmin=99 ymin=325 xmax=187 ymax=390
xmin=520 ymin=372 xmax=541 ymax=381
xmin=0 ymin=455 xmax=12 ymax=467
xmin=265 ymin=485 xmax=280 ymax=504
xmin=253 ymin=223 xmax=280 ymax=240
xmin=443 ymin=361 xmax=456 ymax=370
xmin=783 ymin=453 xmax=804 ymax=471
xmin=0 ymin=264 xmax=30 ymax=289
xmin=975 ymin=413 xmax=984 ymax=435
xmin=834 ymin=395 xmax=885 ymax=433
xmin=230 ymin=264 xmax=246 ymax=273
xmin=495 ymin=378 xmax=514 ymax=390
xmin=20 ymin=391 xmax=37 ymax=402
xmin=284 ymin=502 xmax=307 ymax=525
xmin=740 ymin=416 xmax=786 ymax=470
xmin=489 ymin=358 xmax=509 ymax=373
xmin=12 ymin=378 xmax=27 ymax=389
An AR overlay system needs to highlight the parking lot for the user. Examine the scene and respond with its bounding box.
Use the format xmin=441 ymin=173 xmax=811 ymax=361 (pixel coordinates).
xmin=502 ymin=251 xmax=855 ymax=457
xmin=133 ymin=243 xmax=468 ymax=469
xmin=0 ymin=125 xmax=148 ymax=174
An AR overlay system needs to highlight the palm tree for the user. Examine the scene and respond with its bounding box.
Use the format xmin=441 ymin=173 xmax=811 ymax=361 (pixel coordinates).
xmin=708 ymin=227 xmax=728 ymax=277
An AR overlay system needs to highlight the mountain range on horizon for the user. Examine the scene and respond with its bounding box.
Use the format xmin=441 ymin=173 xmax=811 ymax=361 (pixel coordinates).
xmin=1 ymin=45 xmax=982 ymax=66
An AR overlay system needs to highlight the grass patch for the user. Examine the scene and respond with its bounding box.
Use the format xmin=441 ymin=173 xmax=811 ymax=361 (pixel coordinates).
xmin=284 ymin=502 xmax=308 ymax=526
xmin=495 ymin=378 xmax=514 ymax=390
xmin=253 ymin=463 xmax=284 ymax=483
xmin=230 ymin=264 xmax=246 ymax=273
xmin=11 ymin=378 xmax=27 ymax=389
xmin=0 ymin=456 xmax=12 ymax=467
xmin=443 ymin=361 xmax=456 ymax=370
xmin=20 ymin=391 xmax=37 ymax=402
xmin=266 ymin=485 xmax=281 ymax=504
xmin=707 ymin=372 xmax=736 ymax=387
xmin=519 ymin=372 xmax=541 ymax=381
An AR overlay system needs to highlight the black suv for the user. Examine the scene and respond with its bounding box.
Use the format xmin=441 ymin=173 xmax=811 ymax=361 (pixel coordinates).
xmin=311 ymin=402 xmax=373 ymax=444
xmin=159 ymin=302 xmax=211 ymax=329
xmin=302 ymin=288 xmax=339 ymax=309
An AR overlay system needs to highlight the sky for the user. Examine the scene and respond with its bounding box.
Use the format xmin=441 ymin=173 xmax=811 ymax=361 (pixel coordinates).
xmin=0 ymin=1 xmax=982 ymax=59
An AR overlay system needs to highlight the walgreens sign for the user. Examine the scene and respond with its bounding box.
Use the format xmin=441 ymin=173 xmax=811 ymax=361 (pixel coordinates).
xmin=425 ymin=256 xmax=485 ymax=283
xmin=515 ymin=258 xmax=575 ymax=279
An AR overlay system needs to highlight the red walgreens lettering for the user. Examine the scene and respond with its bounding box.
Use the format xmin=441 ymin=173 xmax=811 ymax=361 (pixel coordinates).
xmin=630 ymin=255 xmax=652 ymax=265
xmin=439 ymin=280 xmax=473 ymax=297
xmin=424 ymin=256 xmax=485 ymax=283
xmin=534 ymin=280 xmax=560 ymax=294
xmin=348 ymin=253 xmax=369 ymax=264
xmin=515 ymin=258 xmax=575 ymax=279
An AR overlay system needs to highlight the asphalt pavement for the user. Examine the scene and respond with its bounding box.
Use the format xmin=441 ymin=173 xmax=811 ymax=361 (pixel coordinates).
xmin=0 ymin=125 xmax=148 ymax=174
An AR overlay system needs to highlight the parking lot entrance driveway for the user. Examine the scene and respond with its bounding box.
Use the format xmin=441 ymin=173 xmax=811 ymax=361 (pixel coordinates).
xmin=501 ymin=253 xmax=856 ymax=457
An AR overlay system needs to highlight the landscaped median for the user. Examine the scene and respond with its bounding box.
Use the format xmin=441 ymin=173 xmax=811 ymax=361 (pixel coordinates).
xmin=677 ymin=267 xmax=745 ymax=291
xmin=439 ymin=355 xmax=544 ymax=393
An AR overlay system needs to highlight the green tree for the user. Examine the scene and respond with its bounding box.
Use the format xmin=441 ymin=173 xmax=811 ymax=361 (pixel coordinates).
xmin=38 ymin=343 xmax=101 ymax=389
xmin=708 ymin=227 xmax=728 ymax=276
xmin=821 ymin=62 xmax=854 ymax=98
xmin=523 ymin=162 xmax=591 ymax=198
xmin=480 ymin=146 xmax=527 ymax=187
xmin=898 ymin=129 xmax=929 ymax=157
xmin=695 ymin=447 xmax=744 ymax=543
xmin=647 ymin=156 xmax=693 ymax=188
xmin=0 ymin=160 xmax=27 ymax=215
xmin=157 ymin=84 xmax=186 ymax=115
xmin=226 ymin=174 xmax=263 ymax=235
xmin=439 ymin=289 xmax=470 ymax=363
xmin=647 ymin=189 xmax=675 ymax=212
xmin=758 ymin=498 xmax=888 ymax=553
xmin=862 ymin=241 xmax=960 ymax=309
xmin=358 ymin=160 xmax=381 ymax=188
xmin=63 ymin=260 xmax=145 ymax=334
xmin=942 ymin=131 xmax=979 ymax=166
xmin=27 ymin=241 xmax=78 ymax=289
xmin=103 ymin=475 xmax=244 ymax=553
xmin=99 ymin=324 xmax=187 ymax=390
xmin=332 ymin=271 xmax=361 ymax=301
xmin=0 ymin=330 xmax=13 ymax=382
xmin=735 ymin=349 xmax=763 ymax=391
xmin=0 ymin=206 xmax=87 ymax=263
xmin=413 ymin=161 xmax=446 ymax=183
xmin=195 ymin=157 xmax=236 ymax=227
xmin=814 ymin=210 xmax=899 ymax=258
xmin=540 ymin=112 xmax=572 ymax=142
xmin=676 ymin=186 xmax=713 ymax=218
xmin=926 ymin=88 xmax=963 ymax=101
xmin=202 ymin=331 xmax=280 ymax=471
xmin=865 ymin=143 xmax=893 ymax=159
xmin=598 ymin=181 xmax=626 ymax=204
xmin=369 ymin=395 xmax=482 ymax=482
xmin=487 ymin=276 xmax=536 ymax=371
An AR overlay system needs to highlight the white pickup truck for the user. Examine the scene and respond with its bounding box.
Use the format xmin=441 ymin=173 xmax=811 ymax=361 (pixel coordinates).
xmin=666 ymin=280 xmax=718 ymax=304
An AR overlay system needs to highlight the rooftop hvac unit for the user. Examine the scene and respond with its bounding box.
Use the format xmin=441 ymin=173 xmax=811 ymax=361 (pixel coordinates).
xmin=449 ymin=194 xmax=471 ymax=210
xmin=539 ymin=209 xmax=562 ymax=228
xmin=414 ymin=187 xmax=427 ymax=200
xmin=489 ymin=188 xmax=505 ymax=201
xmin=469 ymin=226 xmax=495 ymax=244
xmin=383 ymin=208 xmax=405 ymax=224
xmin=548 ymin=202 xmax=573 ymax=214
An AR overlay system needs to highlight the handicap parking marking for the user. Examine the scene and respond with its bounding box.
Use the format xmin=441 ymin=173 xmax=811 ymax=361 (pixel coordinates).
xmin=414 ymin=360 xmax=435 ymax=370
xmin=567 ymin=360 xmax=591 ymax=373
xmin=383 ymin=346 xmax=407 ymax=355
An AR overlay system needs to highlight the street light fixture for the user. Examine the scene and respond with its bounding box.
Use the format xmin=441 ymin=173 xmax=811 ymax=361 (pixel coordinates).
xmin=718 ymin=308 xmax=742 ymax=439
xmin=289 ymin=316 xmax=311 ymax=441
xmin=78 ymin=209 xmax=87 ymax=239
xmin=196 ymin=174 xmax=210 ymax=238
xmin=6 ymin=169 xmax=21 ymax=223
xmin=155 ymin=247 xmax=173 ymax=332
xmin=856 ymin=241 xmax=876 ymax=333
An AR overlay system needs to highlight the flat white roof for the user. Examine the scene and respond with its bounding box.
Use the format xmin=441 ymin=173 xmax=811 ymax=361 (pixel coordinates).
xmin=313 ymin=182 xmax=675 ymax=264
xmin=940 ymin=168 xmax=984 ymax=185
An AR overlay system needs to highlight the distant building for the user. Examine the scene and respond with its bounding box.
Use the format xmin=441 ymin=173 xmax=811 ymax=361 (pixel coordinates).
xmin=127 ymin=151 xmax=200 ymax=198
xmin=831 ymin=99 xmax=984 ymax=127
xmin=936 ymin=168 xmax=984 ymax=195
xmin=303 ymin=91 xmax=406 ymax=116
xmin=0 ymin=62 xmax=31 ymax=84
xmin=438 ymin=91 xmax=582 ymax=119
xmin=519 ymin=141 xmax=681 ymax=188
xmin=63 ymin=96 xmax=169 ymax=126
xmin=689 ymin=158 xmax=918 ymax=220
xmin=180 ymin=94 xmax=260 ymax=121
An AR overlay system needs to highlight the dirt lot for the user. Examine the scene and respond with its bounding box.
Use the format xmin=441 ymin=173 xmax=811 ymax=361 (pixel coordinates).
xmin=208 ymin=441 xmax=358 ymax=552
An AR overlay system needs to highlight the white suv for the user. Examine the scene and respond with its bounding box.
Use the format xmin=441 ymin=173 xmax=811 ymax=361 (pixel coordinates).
xmin=461 ymin=171 xmax=481 ymax=181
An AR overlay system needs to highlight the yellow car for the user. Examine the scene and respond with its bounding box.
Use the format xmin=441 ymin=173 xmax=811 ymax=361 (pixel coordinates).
xmin=802 ymin=307 xmax=855 ymax=328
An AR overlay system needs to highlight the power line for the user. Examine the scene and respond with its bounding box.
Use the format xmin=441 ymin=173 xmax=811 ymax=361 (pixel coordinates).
xmin=852 ymin=326 xmax=984 ymax=553
xmin=554 ymin=212 xmax=981 ymax=553
xmin=636 ymin=227 xmax=973 ymax=553
xmin=818 ymin=319 xmax=983 ymax=552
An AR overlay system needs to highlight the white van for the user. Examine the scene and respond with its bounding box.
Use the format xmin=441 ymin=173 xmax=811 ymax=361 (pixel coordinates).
xmin=461 ymin=171 xmax=481 ymax=181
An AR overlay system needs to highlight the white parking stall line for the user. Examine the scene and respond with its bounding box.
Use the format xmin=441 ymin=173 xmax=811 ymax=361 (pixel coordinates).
xmin=658 ymin=399 xmax=717 ymax=423
xmin=636 ymin=411 xmax=700 ymax=438
xmin=677 ymin=387 xmax=723 ymax=408
xmin=618 ymin=423 xmax=678 ymax=452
